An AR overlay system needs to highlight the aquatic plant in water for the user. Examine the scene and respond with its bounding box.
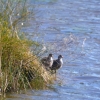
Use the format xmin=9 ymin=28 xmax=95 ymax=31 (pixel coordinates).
xmin=0 ymin=0 xmax=54 ymax=95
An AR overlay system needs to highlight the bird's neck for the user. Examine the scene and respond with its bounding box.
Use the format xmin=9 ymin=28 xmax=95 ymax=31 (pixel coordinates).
xmin=48 ymin=57 xmax=53 ymax=61
xmin=58 ymin=58 xmax=63 ymax=64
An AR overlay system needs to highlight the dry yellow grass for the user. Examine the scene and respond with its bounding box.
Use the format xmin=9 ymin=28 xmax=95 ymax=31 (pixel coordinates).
xmin=0 ymin=0 xmax=54 ymax=95
xmin=1 ymin=26 xmax=54 ymax=93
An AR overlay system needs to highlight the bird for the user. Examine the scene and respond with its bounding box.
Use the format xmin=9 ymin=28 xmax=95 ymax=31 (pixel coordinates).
xmin=50 ymin=55 xmax=63 ymax=73
xmin=41 ymin=54 xmax=53 ymax=69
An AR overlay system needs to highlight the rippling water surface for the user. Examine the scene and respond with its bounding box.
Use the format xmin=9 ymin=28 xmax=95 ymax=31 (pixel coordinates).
xmin=5 ymin=0 xmax=100 ymax=100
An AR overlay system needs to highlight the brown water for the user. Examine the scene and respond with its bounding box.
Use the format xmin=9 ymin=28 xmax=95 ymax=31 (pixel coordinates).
xmin=4 ymin=0 xmax=100 ymax=100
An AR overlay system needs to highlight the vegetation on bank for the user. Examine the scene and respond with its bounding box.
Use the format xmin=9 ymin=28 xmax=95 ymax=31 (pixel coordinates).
xmin=0 ymin=0 xmax=54 ymax=95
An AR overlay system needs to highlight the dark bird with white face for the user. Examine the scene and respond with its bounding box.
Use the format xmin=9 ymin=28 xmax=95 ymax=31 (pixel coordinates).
xmin=50 ymin=55 xmax=63 ymax=73
xmin=41 ymin=54 xmax=53 ymax=68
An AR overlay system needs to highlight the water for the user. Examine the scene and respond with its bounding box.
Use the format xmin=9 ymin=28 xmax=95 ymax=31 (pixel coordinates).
xmin=5 ymin=0 xmax=100 ymax=100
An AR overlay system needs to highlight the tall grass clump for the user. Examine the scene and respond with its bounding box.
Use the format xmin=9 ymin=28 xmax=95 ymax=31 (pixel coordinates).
xmin=0 ymin=0 xmax=54 ymax=95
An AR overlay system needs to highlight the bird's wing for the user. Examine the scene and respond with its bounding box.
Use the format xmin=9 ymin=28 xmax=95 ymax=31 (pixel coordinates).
xmin=41 ymin=57 xmax=47 ymax=62
xmin=41 ymin=57 xmax=51 ymax=67
xmin=52 ymin=60 xmax=58 ymax=67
